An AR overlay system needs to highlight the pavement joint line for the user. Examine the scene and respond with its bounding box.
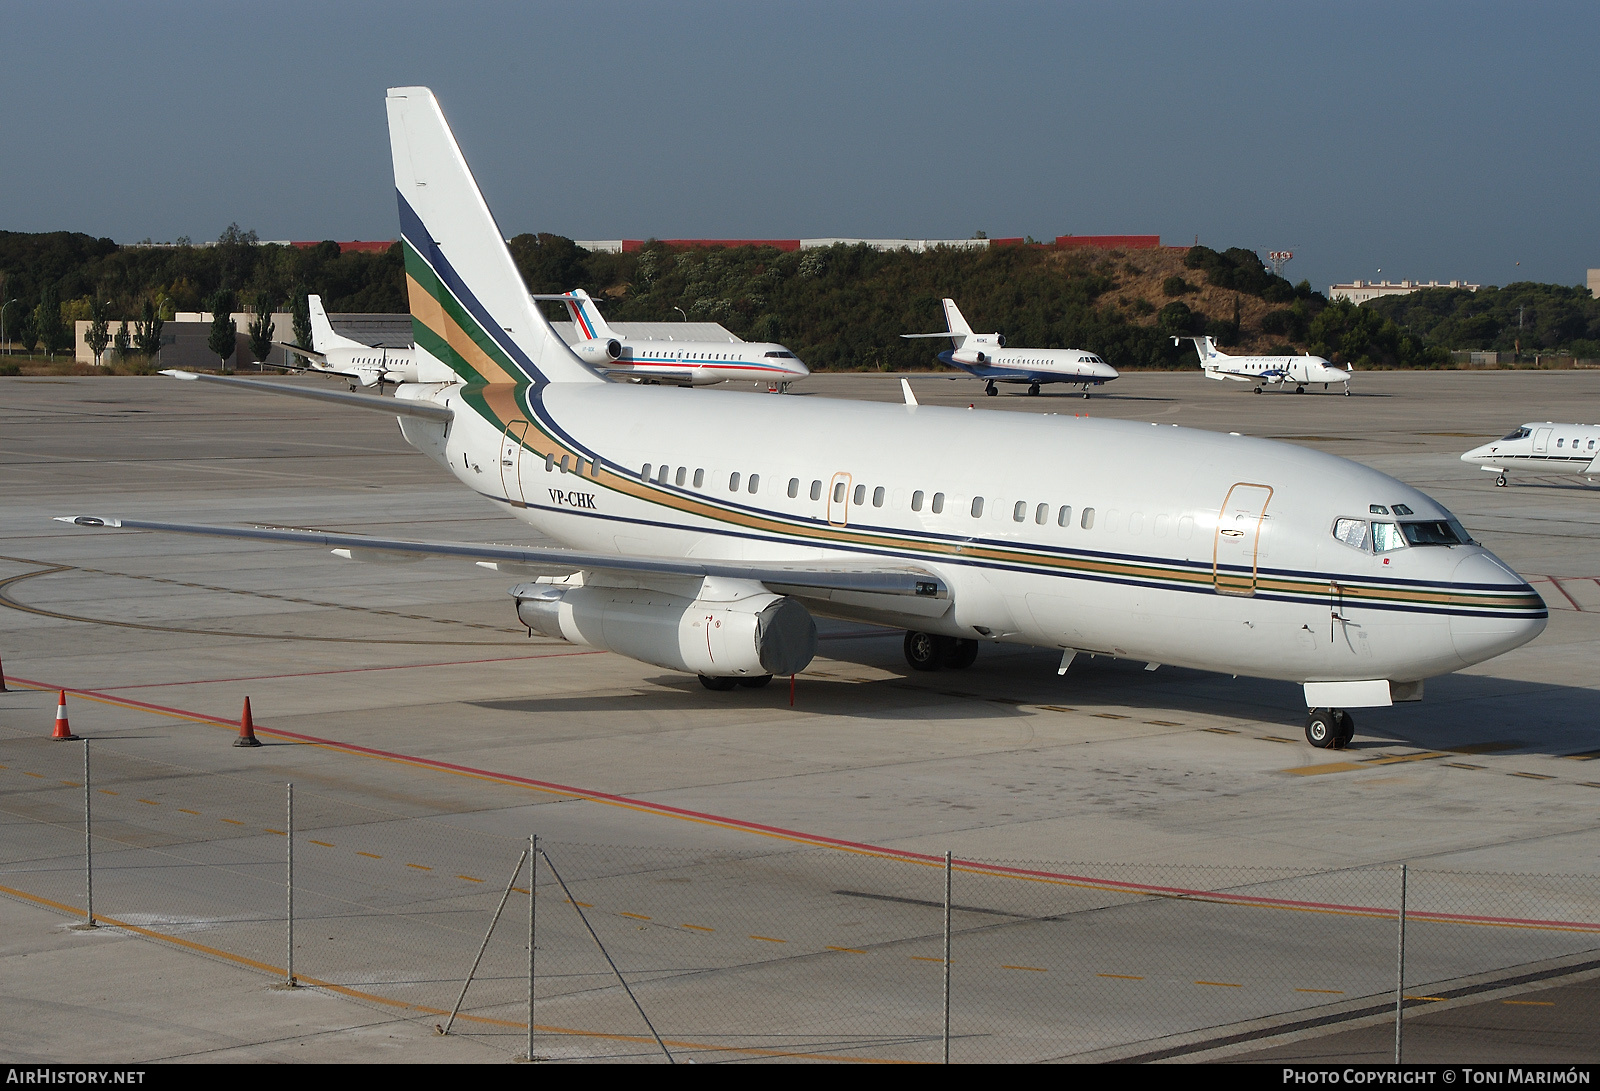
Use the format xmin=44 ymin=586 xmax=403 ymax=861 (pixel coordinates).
xmin=11 ymin=673 xmax=1600 ymax=934
xmin=1098 ymin=974 xmax=1143 ymax=980
xmin=750 ymin=934 xmax=787 ymax=943
xmin=682 ymin=924 xmax=714 ymax=932
xmin=1197 ymin=980 xmax=1243 ymax=987
xmin=356 ymin=851 xmax=381 ymax=858
xmin=1294 ymin=988 xmax=1344 ymax=994
xmin=1003 ymin=964 xmax=1047 ymax=972
xmin=0 ymin=880 xmax=912 ymax=1064
xmin=1503 ymin=1000 xmax=1555 ymax=1006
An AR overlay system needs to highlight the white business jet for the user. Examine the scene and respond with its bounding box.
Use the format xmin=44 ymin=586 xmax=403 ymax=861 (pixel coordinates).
xmin=536 ymin=288 xmax=809 ymax=391
xmin=1461 ymin=423 xmax=1600 ymax=487
xmin=275 ymin=295 xmax=420 ymax=389
xmin=61 ymin=87 xmax=1546 ymax=751
xmin=903 ymin=299 xmax=1118 ymax=398
xmin=1178 ymin=335 xmax=1351 ymax=395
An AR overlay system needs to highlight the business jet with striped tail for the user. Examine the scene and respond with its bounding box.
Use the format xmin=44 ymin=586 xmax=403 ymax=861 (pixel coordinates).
xmin=902 ymin=298 xmax=1118 ymax=397
xmin=1179 ymin=335 xmax=1351 ymax=395
xmin=543 ymin=288 xmax=809 ymax=391
xmin=275 ymin=294 xmax=420 ymax=389
xmin=60 ymin=87 xmax=1546 ymax=751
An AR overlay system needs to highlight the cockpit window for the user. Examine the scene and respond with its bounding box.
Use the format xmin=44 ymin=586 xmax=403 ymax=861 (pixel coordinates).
xmin=763 ymin=350 xmax=797 ymax=359
xmin=1502 ymin=427 xmax=1531 ymax=441
xmin=1333 ymin=518 xmax=1369 ymax=550
xmin=1392 ymin=504 xmax=1413 ymax=516
xmin=1399 ymin=521 xmax=1466 ymax=546
xmin=1371 ymin=522 xmax=1406 ymax=552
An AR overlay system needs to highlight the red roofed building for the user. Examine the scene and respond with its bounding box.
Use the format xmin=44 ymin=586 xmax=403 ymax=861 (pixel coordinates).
xmin=291 ymin=240 xmax=396 ymax=254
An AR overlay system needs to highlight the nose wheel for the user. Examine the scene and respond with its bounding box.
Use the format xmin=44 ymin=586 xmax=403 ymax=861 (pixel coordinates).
xmin=1305 ymin=708 xmax=1355 ymax=749
xmin=1495 ymin=473 xmax=1508 ymax=487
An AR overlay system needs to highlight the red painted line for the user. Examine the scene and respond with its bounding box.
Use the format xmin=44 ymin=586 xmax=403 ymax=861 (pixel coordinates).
xmin=94 ymin=649 xmax=604 ymax=691
xmin=10 ymin=672 xmax=1600 ymax=933
xmin=1530 ymin=575 xmax=1581 ymax=612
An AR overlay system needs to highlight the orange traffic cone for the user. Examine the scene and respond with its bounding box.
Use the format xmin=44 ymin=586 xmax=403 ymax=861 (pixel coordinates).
xmin=233 ymin=696 xmax=262 ymax=747
xmin=52 ymin=690 xmax=79 ymax=741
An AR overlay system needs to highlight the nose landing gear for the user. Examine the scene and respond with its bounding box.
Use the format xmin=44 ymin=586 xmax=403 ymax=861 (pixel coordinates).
xmin=1495 ymin=473 xmax=1508 ymax=487
xmin=1305 ymin=707 xmax=1355 ymax=749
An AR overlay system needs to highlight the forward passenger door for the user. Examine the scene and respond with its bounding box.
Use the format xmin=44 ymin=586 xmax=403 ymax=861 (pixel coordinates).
xmin=1212 ymin=483 xmax=1273 ymax=596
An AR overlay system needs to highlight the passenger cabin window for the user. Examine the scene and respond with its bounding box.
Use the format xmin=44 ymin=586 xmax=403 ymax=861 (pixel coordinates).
xmin=559 ymin=455 xmax=571 ymax=473
xmin=694 ymin=469 xmax=705 ymax=488
xmin=971 ymin=497 xmax=985 ymax=518
xmin=787 ymin=478 xmax=799 ymax=498
xmin=729 ymin=472 xmax=741 ymax=492
xmin=547 ymin=453 xmax=556 ymax=472
xmin=931 ymin=492 xmax=945 ymax=514
xmin=640 ymin=462 xmax=651 ymax=480
xmin=655 ymin=465 xmax=669 ymax=484
xmin=873 ymin=486 xmax=885 ymax=507
xmin=911 ymin=490 xmax=924 ymax=512
xmin=1057 ymin=505 xmax=1072 ymax=527
xmin=591 ymin=459 xmax=602 ymax=480
xmin=748 ymin=474 xmax=760 ymax=494
xmin=810 ymin=480 xmax=822 ymax=501
xmin=1081 ymin=507 xmax=1095 ymax=529
xmin=852 ymin=484 xmax=865 ymax=505
xmin=833 ymin=481 xmax=846 ymax=503
xmin=1013 ymin=501 xmax=1026 ymax=522
xmin=675 ymin=467 xmax=686 ymax=487
xmin=1035 ymin=503 xmax=1048 ymax=525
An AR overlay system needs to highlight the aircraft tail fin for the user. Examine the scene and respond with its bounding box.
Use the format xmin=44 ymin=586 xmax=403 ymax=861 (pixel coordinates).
xmin=307 ymin=295 xmax=365 ymax=353
xmin=941 ymin=298 xmax=971 ymax=350
xmin=385 ymin=86 xmax=602 ymax=386
xmin=563 ymin=289 xmax=615 ymax=342
xmin=1175 ymin=335 xmax=1224 ymax=366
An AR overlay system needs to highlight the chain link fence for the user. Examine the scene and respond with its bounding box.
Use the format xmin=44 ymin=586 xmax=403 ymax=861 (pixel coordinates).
xmin=2 ymin=732 xmax=1597 ymax=1063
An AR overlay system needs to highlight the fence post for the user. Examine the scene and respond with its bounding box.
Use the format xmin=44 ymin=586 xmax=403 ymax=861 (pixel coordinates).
xmin=1394 ymin=863 xmax=1407 ymax=1065
xmin=286 ymin=782 xmax=296 ymax=987
xmin=83 ymin=740 xmax=95 ymax=928
xmin=527 ymin=833 xmax=537 ymax=1062
xmin=943 ymin=849 xmax=952 ymax=1064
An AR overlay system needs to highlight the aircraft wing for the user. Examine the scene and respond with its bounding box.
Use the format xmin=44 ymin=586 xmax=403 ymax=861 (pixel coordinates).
xmin=160 ymin=371 xmax=453 ymax=422
xmin=274 ymin=341 xmax=329 ymax=364
xmin=55 ymin=516 xmax=949 ymax=600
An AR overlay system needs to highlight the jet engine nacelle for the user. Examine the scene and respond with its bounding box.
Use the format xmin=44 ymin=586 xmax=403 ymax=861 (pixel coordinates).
xmin=571 ymin=337 xmax=623 ymax=363
xmin=513 ymin=583 xmax=817 ymax=678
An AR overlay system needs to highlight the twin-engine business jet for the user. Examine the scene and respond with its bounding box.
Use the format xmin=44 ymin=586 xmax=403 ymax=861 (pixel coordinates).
xmin=62 ymin=87 xmax=1547 ymax=751
xmin=903 ymin=299 xmax=1119 ymax=397
xmin=542 ymin=288 xmax=809 ymax=391
xmin=1179 ymin=335 xmax=1351 ymax=395
xmin=276 ymin=295 xmax=419 ymax=388
xmin=1461 ymin=423 xmax=1600 ymax=486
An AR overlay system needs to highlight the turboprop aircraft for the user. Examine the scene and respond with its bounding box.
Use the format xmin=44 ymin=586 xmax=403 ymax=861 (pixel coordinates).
xmin=902 ymin=299 xmax=1118 ymax=397
xmin=275 ymin=295 xmax=420 ymax=389
xmin=1461 ymin=423 xmax=1600 ymax=486
xmin=1178 ymin=335 xmax=1351 ymax=395
xmin=61 ymin=87 xmax=1546 ymax=751
xmin=539 ymin=288 xmax=809 ymax=391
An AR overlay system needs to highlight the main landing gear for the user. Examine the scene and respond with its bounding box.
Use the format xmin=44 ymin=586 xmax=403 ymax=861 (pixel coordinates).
xmin=903 ymin=631 xmax=979 ymax=672
xmin=985 ymin=382 xmax=998 ymax=397
xmin=1028 ymin=382 xmax=1040 ymax=396
xmin=1305 ymin=707 xmax=1355 ymax=749
xmin=1294 ymin=385 xmax=1306 ymax=394
xmin=1253 ymin=386 xmax=1263 ymax=394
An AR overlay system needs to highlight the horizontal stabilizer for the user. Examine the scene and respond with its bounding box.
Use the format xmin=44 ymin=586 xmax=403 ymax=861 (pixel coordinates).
xmin=57 ymin=516 xmax=949 ymax=600
xmin=159 ymin=371 xmax=453 ymax=421
xmin=274 ymin=341 xmax=328 ymax=364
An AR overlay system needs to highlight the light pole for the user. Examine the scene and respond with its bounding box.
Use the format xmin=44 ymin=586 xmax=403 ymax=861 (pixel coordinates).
xmin=1 ymin=299 xmax=14 ymax=356
xmin=672 ymin=306 xmax=687 ymax=322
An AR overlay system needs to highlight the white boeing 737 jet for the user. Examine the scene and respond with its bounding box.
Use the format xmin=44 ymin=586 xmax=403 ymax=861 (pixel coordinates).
xmin=62 ymin=87 xmax=1546 ymax=751
xmin=539 ymin=288 xmax=809 ymax=391
xmin=1178 ymin=335 xmax=1351 ymax=395
xmin=1461 ymin=423 xmax=1600 ymax=486
xmin=904 ymin=299 xmax=1118 ymax=397
xmin=276 ymin=295 xmax=420 ymax=389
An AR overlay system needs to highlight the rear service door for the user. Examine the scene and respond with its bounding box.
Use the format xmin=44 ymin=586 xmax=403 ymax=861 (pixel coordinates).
xmin=501 ymin=419 xmax=531 ymax=506
xmin=1213 ymin=483 xmax=1274 ymax=596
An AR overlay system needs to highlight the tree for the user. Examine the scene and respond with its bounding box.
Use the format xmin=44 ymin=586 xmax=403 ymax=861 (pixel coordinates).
xmin=247 ymin=291 xmax=275 ymax=369
xmin=16 ymin=306 xmax=37 ymax=354
xmin=291 ymin=289 xmax=312 ymax=350
xmin=36 ymin=286 xmax=68 ymax=359
xmin=133 ymin=299 xmax=164 ymax=359
xmin=86 ymin=297 xmax=111 ymax=367
xmin=206 ymin=289 xmax=237 ymax=372
xmin=113 ymin=319 xmax=131 ymax=359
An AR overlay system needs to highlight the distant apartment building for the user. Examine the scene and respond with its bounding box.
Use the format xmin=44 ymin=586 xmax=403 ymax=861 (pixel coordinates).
xmin=1588 ymin=269 xmax=1599 ymax=298
xmin=1329 ymin=279 xmax=1480 ymax=305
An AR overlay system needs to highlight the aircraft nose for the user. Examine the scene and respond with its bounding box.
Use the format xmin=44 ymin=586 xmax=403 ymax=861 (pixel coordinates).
xmin=1098 ymin=362 xmax=1120 ymax=381
xmin=1447 ymin=551 xmax=1546 ymax=667
xmin=791 ymin=359 xmax=811 ymax=377
xmin=1460 ymin=444 xmax=1491 ymax=464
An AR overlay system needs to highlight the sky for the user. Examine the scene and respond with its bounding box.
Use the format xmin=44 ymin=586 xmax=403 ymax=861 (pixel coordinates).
xmin=6 ymin=1 xmax=1595 ymax=292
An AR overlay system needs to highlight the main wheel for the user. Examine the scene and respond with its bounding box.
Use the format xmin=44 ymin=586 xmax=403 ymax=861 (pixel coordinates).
xmin=1334 ymin=710 xmax=1356 ymax=748
xmin=944 ymin=639 xmax=979 ymax=669
xmin=736 ymin=675 xmax=773 ymax=688
xmin=904 ymin=631 xmax=951 ymax=672
xmin=1305 ymin=708 xmax=1341 ymax=748
xmin=699 ymin=674 xmax=739 ymax=691
xmin=1295 ymin=386 xmax=1306 ymax=394
xmin=1253 ymin=386 xmax=1263 ymax=394
xmin=985 ymin=383 xmax=998 ymax=397
xmin=1028 ymin=383 xmax=1040 ymax=396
